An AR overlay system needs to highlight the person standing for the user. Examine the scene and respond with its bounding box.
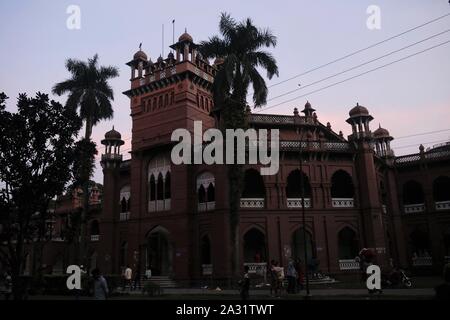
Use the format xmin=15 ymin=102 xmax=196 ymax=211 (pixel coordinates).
xmin=92 ymin=268 xmax=109 ymax=300
xmin=238 ymin=265 xmax=250 ymax=300
xmin=133 ymin=267 xmax=141 ymax=291
xmin=124 ymin=265 xmax=132 ymax=291
xmin=286 ymin=259 xmax=297 ymax=294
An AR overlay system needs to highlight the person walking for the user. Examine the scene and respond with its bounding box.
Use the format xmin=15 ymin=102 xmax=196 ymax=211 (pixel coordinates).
xmin=124 ymin=265 xmax=133 ymax=291
xmin=92 ymin=268 xmax=109 ymax=300
xmin=133 ymin=266 xmax=141 ymax=291
xmin=272 ymin=261 xmax=284 ymax=298
xmin=238 ymin=265 xmax=250 ymax=300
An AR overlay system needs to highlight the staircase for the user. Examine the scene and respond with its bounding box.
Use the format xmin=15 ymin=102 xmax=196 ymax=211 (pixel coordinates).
xmin=141 ymin=276 xmax=178 ymax=288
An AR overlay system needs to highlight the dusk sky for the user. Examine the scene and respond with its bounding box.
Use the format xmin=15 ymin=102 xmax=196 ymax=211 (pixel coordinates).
xmin=1 ymin=0 xmax=449 ymax=183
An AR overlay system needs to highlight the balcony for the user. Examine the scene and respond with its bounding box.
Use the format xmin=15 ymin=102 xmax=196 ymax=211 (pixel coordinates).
xmin=339 ymin=259 xmax=360 ymax=270
xmin=202 ymin=264 xmax=213 ymax=276
xmin=244 ymin=262 xmax=267 ymax=280
xmin=436 ymin=201 xmax=450 ymax=211
xmin=240 ymin=198 xmax=264 ymax=208
xmin=90 ymin=235 xmax=100 ymax=242
xmin=404 ymin=204 xmax=425 ymax=214
xmin=332 ymin=198 xmax=354 ymax=208
xmin=287 ymin=198 xmax=311 ymax=208
xmin=412 ymin=256 xmax=432 ymax=267
xmin=120 ymin=212 xmax=130 ymax=221
xmin=198 ymin=202 xmax=216 ymax=212
xmin=148 ymin=199 xmax=171 ymax=212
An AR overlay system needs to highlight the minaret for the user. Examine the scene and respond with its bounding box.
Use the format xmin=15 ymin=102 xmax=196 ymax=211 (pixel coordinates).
xmin=346 ymin=103 xmax=388 ymax=268
xmin=100 ymin=127 xmax=124 ymax=273
xmin=373 ymin=124 xmax=394 ymax=159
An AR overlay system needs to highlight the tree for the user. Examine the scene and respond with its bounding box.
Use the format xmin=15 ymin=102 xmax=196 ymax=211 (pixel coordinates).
xmin=199 ymin=13 xmax=279 ymax=280
xmin=0 ymin=92 xmax=81 ymax=299
xmin=52 ymin=55 xmax=119 ymax=266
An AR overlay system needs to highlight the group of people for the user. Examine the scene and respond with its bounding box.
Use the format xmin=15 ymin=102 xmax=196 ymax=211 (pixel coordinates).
xmin=270 ymin=259 xmax=305 ymax=296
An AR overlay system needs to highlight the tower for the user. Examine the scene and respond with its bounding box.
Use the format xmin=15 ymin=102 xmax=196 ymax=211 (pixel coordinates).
xmin=100 ymin=127 xmax=124 ymax=273
xmin=373 ymin=124 xmax=394 ymax=158
xmin=346 ymin=103 xmax=389 ymax=267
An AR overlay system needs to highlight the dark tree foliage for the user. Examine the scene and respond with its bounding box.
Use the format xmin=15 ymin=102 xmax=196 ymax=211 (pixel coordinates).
xmin=0 ymin=92 xmax=81 ymax=299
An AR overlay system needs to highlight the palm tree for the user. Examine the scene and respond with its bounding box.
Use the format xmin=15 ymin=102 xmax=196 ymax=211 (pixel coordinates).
xmin=199 ymin=13 xmax=278 ymax=280
xmin=53 ymin=54 xmax=119 ymax=266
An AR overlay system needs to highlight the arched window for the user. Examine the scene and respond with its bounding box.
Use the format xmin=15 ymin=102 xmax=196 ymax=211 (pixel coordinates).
xmin=207 ymin=183 xmax=215 ymax=202
xmin=286 ymin=170 xmax=312 ymax=208
xmin=90 ymin=220 xmax=100 ymax=235
xmin=198 ymin=185 xmax=206 ymax=203
xmin=120 ymin=185 xmax=130 ymax=213
xmin=338 ymin=227 xmax=358 ymax=259
xmin=165 ymin=172 xmax=171 ymax=199
xmin=241 ymin=169 xmax=265 ymax=208
xmin=200 ymin=96 xmax=204 ymax=109
xmin=243 ymin=228 xmax=266 ymax=263
xmin=433 ymin=176 xmax=450 ymax=202
xmin=197 ymin=172 xmax=215 ymax=211
xmin=121 ymin=197 xmax=127 ymax=213
xmin=403 ymin=180 xmax=424 ymax=205
xmin=242 ymin=169 xmax=265 ymax=198
xmin=149 ymin=175 xmax=156 ymax=201
xmin=157 ymin=173 xmax=164 ymax=201
xmin=201 ymin=235 xmax=211 ymax=265
xmin=148 ymin=154 xmax=171 ymax=212
xmin=331 ymin=170 xmax=354 ymax=198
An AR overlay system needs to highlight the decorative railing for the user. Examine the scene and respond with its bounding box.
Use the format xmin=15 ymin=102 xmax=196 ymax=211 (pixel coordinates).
xmin=198 ymin=202 xmax=216 ymax=212
xmin=248 ymin=114 xmax=295 ymax=124
xmin=412 ymin=256 xmax=432 ymax=266
xmin=404 ymin=204 xmax=425 ymax=214
xmin=279 ymin=141 xmax=351 ymax=152
xmin=148 ymin=199 xmax=171 ymax=212
xmin=332 ymin=198 xmax=354 ymax=208
xmin=339 ymin=259 xmax=360 ymax=270
xmin=287 ymin=198 xmax=311 ymax=208
xmin=90 ymin=235 xmax=100 ymax=242
xmin=395 ymin=154 xmax=421 ymax=164
xmin=101 ymin=153 xmax=123 ymax=161
xmin=436 ymin=201 xmax=450 ymax=211
xmin=202 ymin=264 xmax=213 ymax=276
xmin=395 ymin=147 xmax=450 ymax=165
xmin=240 ymin=198 xmax=265 ymax=208
xmin=120 ymin=212 xmax=130 ymax=221
xmin=244 ymin=262 xmax=267 ymax=276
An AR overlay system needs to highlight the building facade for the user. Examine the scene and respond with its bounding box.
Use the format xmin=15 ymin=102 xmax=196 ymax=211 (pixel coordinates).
xmin=40 ymin=32 xmax=450 ymax=284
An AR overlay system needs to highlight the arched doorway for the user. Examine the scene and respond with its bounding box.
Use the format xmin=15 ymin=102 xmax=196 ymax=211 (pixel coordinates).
xmin=243 ymin=228 xmax=266 ymax=263
xmin=147 ymin=226 xmax=172 ymax=276
xmin=338 ymin=227 xmax=359 ymax=259
xmin=291 ymin=228 xmax=315 ymax=262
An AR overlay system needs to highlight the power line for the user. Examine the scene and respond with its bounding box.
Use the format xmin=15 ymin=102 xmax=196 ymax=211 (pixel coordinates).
xmin=395 ymin=128 xmax=450 ymax=140
xmin=256 ymin=39 xmax=450 ymax=113
xmin=268 ymin=29 xmax=450 ymax=102
xmin=394 ymin=138 xmax=449 ymax=150
xmin=268 ymin=12 xmax=450 ymax=88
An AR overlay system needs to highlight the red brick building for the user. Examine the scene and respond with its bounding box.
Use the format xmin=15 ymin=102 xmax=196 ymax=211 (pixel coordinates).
xmin=42 ymin=32 xmax=450 ymax=284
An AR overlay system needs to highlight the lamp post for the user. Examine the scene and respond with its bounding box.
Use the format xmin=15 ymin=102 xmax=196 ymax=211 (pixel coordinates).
xmin=299 ymin=141 xmax=311 ymax=298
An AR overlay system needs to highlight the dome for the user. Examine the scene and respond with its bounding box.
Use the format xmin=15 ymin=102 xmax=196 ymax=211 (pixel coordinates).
xmin=157 ymin=56 xmax=164 ymax=63
xmin=133 ymin=50 xmax=148 ymax=61
xmin=349 ymin=103 xmax=369 ymax=117
xmin=104 ymin=126 xmax=121 ymax=140
xmin=178 ymin=31 xmax=193 ymax=43
xmin=374 ymin=125 xmax=390 ymax=138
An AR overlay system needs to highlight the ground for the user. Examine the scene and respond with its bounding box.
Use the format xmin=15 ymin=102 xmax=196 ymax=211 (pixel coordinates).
xmin=17 ymin=276 xmax=441 ymax=300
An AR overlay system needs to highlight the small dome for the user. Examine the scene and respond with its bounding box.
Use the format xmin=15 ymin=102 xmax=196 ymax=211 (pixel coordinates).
xmin=179 ymin=31 xmax=193 ymax=42
xmin=167 ymin=52 xmax=174 ymax=59
xmin=349 ymin=103 xmax=369 ymax=117
xmin=305 ymin=101 xmax=312 ymax=109
xmin=157 ymin=56 xmax=164 ymax=63
xmin=374 ymin=125 xmax=390 ymax=138
xmin=133 ymin=50 xmax=148 ymax=61
xmin=104 ymin=126 xmax=121 ymax=140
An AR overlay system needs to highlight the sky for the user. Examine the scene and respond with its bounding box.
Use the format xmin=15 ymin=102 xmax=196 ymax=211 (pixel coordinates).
xmin=0 ymin=0 xmax=449 ymax=183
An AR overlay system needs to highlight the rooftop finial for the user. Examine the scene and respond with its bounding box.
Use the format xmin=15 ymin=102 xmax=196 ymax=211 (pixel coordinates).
xmin=185 ymin=27 xmax=187 ymax=33
xmin=139 ymin=42 xmax=142 ymax=51
xmin=112 ymin=125 xmax=115 ymax=130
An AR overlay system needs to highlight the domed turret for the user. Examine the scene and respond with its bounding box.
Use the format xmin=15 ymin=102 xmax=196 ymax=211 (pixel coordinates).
xmin=346 ymin=102 xmax=374 ymax=141
xmin=104 ymin=126 xmax=122 ymax=140
xmin=373 ymin=124 xmax=394 ymax=157
xmin=133 ymin=50 xmax=148 ymax=61
xmin=374 ymin=125 xmax=390 ymax=138
xmin=349 ymin=103 xmax=369 ymax=117
xmin=179 ymin=31 xmax=193 ymax=43
xmin=101 ymin=126 xmax=124 ymax=167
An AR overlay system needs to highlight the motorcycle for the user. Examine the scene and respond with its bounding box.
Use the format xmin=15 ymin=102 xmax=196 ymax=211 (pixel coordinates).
xmin=382 ymin=269 xmax=412 ymax=288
